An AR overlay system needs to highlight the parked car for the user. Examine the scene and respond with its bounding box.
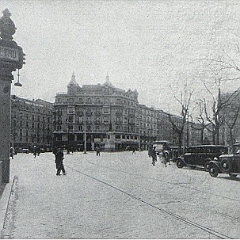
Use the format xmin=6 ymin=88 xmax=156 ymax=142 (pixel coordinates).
xmin=176 ymin=145 xmax=228 ymax=170
xmin=22 ymin=148 xmax=29 ymax=154
xmin=208 ymin=153 xmax=240 ymax=178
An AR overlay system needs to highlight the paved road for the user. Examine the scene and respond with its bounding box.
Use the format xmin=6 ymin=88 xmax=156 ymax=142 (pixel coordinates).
xmin=2 ymin=151 xmax=240 ymax=238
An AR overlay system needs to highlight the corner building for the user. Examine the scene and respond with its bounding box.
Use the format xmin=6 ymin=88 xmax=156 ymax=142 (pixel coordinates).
xmin=53 ymin=74 xmax=151 ymax=151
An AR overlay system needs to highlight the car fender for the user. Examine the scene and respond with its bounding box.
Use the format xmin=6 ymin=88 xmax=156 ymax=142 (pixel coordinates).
xmin=177 ymin=156 xmax=186 ymax=165
xmin=208 ymin=160 xmax=221 ymax=171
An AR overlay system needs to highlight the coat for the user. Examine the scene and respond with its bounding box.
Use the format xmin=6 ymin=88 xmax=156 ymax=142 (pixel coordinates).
xmin=55 ymin=150 xmax=64 ymax=169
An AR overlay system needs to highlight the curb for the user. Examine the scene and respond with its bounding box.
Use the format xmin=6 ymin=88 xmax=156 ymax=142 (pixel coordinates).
xmin=0 ymin=176 xmax=16 ymax=238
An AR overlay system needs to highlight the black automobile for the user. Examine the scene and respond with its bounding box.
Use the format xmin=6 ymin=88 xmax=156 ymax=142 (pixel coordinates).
xmin=208 ymin=153 xmax=240 ymax=178
xmin=176 ymin=145 xmax=228 ymax=170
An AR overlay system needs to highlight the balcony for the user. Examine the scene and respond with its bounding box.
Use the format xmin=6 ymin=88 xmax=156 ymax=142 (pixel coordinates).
xmin=116 ymin=111 xmax=123 ymax=116
xmin=86 ymin=112 xmax=92 ymax=116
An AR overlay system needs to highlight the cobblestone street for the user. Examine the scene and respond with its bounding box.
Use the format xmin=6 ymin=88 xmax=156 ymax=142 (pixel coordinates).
xmin=2 ymin=151 xmax=240 ymax=238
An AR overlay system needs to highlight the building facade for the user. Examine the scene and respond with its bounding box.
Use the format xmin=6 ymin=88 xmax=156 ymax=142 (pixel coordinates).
xmin=53 ymin=74 xmax=202 ymax=151
xmin=11 ymin=95 xmax=53 ymax=151
xmin=220 ymin=90 xmax=240 ymax=150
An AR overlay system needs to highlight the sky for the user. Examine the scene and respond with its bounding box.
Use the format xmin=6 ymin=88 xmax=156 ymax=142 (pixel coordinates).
xmin=1 ymin=0 xmax=240 ymax=117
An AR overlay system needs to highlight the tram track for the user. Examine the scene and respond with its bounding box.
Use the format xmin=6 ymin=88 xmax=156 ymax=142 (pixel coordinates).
xmin=87 ymin=161 xmax=240 ymax=202
xmin=84 ymin=161 xmax=240 ymax=222
xmin=66 ymin=164 xmax=233 ymax=239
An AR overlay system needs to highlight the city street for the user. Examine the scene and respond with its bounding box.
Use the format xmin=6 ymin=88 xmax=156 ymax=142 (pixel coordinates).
xmin=2 ymin=151 xmax=240 ymax=239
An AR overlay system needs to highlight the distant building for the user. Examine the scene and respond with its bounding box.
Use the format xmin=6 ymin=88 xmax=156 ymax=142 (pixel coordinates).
xmin=11 ymin=95 xmax=54 ymax=151
xmin=220 ymin=90 xmax=240 ymax=149
xmin=53 ymin=73 xmax=202 ymax=151
xmin=53 ymin=73 xmax=142 ymax=151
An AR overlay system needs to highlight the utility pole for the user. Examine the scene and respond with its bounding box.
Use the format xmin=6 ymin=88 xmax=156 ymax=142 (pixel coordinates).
xmin=83 ymin=112 xmax=87 ymax=154
xmin=0 ymin=9 xmax=25 ymax=183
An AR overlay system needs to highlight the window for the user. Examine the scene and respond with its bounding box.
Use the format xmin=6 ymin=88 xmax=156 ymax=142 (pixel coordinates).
xmin=68 ymin=125 xmax=73 ymax=130
xmin=104 ymin=98 xmax=109 ymax=104
xmin=56 ymin=135 xmax=62 ymax=141
xmin=68 ymin=107 xmax=75 ymax=114
xmin=68 ymin=116 xmax=74 ymax=123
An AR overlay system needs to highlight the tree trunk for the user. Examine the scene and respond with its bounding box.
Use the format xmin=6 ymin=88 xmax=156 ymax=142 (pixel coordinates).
xmin=178 ymin=133 xmax=183 ymax=156
xmin=229 ymin=128 xmax=234 ymax=153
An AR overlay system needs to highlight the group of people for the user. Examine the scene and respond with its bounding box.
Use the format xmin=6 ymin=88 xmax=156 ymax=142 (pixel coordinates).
xmin=148 ymin=146 xmax=171 ymax=167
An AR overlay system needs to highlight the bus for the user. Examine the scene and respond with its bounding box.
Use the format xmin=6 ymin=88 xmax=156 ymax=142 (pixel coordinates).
xmin=152 ymin=140 xmax=171 ymax=155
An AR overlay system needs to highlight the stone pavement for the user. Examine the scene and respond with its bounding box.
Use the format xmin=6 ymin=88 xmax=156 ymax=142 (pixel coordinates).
xmin=0 ymin=151 xmax=240 ymax=238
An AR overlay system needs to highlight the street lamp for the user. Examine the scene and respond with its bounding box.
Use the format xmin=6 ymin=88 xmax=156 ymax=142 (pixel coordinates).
xmin=0 ymin=9 xmax=25 ymax=183
xmin=14 ymin=69 xmax=22 ymax=87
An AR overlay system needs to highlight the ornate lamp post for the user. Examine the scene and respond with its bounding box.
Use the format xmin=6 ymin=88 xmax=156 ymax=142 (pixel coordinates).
xmin=0 ymin=9 xmax=25 ymax=183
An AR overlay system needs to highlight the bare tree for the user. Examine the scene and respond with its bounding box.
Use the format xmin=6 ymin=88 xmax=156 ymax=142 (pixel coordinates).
xmin=221 ymin=91 xmax=240 ymax=152
xmin=201 ymin=80 xmax=240 ymax=145
xmin=190 ymin=100 xmax=210 ymax=144
xmin=201 ymin=44 xmax=240 ymax=144
xmin=168 ymin=87 xmax=193 ymax=155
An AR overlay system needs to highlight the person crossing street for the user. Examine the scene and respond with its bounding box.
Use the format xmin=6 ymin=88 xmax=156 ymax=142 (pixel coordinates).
xmin=55 ymin=148 xmax=66 ymax=176
xmin=152 ymin=146 xmax=157 ymax=166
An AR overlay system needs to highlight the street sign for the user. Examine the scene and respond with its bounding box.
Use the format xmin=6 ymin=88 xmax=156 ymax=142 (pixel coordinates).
xmin=0 ymin=46 xmax=19 ymax=62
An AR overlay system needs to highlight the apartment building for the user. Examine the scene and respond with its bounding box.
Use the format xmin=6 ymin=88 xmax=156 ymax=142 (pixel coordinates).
xmin=11 ymin=95 xmax=53 ymax=151
xmin=53 ymin=73 xmax=202 ymax=151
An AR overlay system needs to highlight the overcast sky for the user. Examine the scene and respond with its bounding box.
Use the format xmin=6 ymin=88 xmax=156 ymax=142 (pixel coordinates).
xmin=1 ymin=0 xmax=240 ymax=117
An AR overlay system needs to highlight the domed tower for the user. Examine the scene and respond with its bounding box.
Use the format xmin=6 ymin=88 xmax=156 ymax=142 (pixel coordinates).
xmin=67 ymin=72 xmax=80 ymax=95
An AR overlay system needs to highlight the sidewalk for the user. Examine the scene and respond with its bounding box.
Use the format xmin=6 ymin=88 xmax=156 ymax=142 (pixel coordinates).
xmin=0 ymin=151 xmax=72 ymax=238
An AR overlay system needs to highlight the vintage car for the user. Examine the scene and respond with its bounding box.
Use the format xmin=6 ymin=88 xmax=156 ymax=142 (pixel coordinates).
xmin=176 ymin=145 xmax=228 ymax=170
xmin=208 ymin=153 xmax=240 ymax=178
xmin=22 ymin=148 xmax=29 ymax=154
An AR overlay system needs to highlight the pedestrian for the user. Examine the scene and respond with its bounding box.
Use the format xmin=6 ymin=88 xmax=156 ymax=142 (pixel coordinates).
xmin=148 ymin=145 xmax=153 ymax=158
xmin=96 ymin=146 xmax=100 ymax=156
xmin=132 ymin=147 xmax=136 ymax=154
xmin=37 ymin=147 xmax=41 ymax=156
xmin=152 ymin=146 xmax=157 ymax=166
xmin=33 ymin=146 xmax=37 ymax=158
xmin=10 ymin=147 xmax=14 ymax=159
xmin=52 ymin=146 xmax=58 ymax=155
xmin=55 ymin=148 xmax=66 ymax=176
xmin=162 ymin=150 xmax=170 ymax=167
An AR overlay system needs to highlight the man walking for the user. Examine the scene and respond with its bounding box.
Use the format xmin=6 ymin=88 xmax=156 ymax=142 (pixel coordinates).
xmin=55 ymin=148 xmax=66 ymax=176
xmin=152 ymin=146 xmax=157 ymax=166
xmin=95 ymin=146 xmax=100 ymax=156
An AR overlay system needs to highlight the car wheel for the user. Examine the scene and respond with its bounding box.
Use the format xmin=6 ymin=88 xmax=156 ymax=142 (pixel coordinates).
xmin=204 ymin=160 xmax=211 ymax=171
xmin=220 ymin=158 xmax=232 ymax=172
xmin=176 ymin=159 xmax=184 ymax=168
xmin=229 ymin=173 xmax=237 ymax=178
xmin=209 ymin=165 xmax=219 ymax=177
